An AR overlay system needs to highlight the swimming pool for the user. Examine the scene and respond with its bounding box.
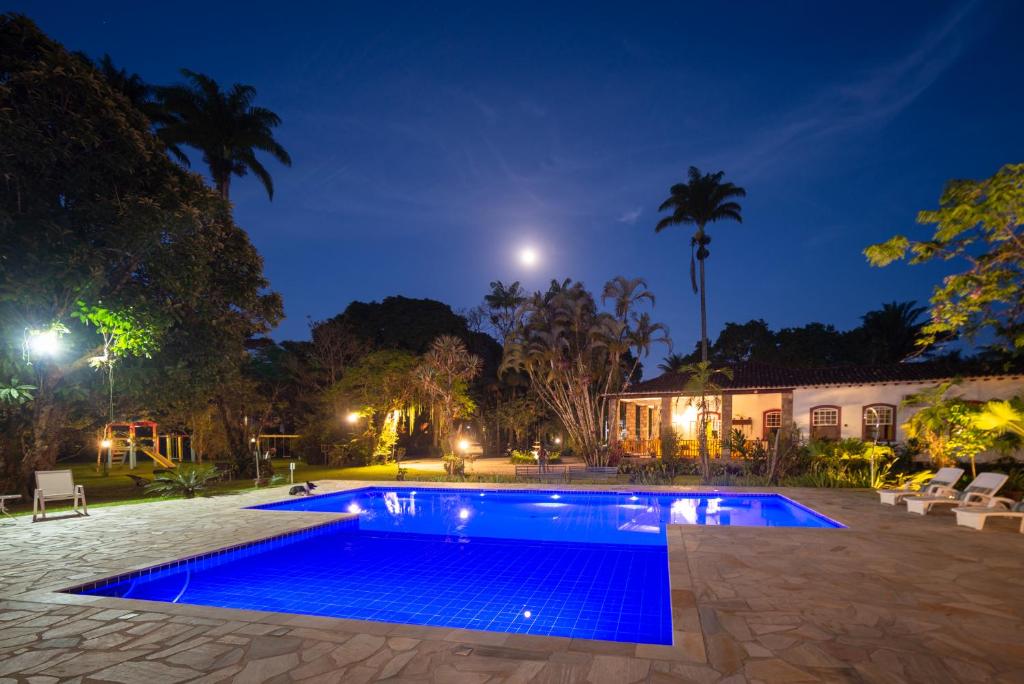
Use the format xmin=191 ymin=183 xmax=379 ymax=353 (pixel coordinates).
xmin=69 ymin=487 xmax=841 ymax=644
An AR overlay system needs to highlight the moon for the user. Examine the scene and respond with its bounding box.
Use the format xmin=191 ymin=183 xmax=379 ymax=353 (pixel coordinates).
xmin=519 ymin=247 xmax=538 ymax=267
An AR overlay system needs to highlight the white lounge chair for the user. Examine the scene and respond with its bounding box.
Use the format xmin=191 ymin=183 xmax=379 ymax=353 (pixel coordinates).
xmin=32 ymin=469 xmax=88 ymax=522
xmin=953 ymin=501 xmax=1024 ymax=533
xmin=877 ymin=467 xmax=964 ymax=505
xmin=904 ymin=472 xmax=1010 ymax=516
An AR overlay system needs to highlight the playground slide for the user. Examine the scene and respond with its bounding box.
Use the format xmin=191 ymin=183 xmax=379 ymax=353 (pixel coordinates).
xmin=139 ymin=447 xmax=176 ymax=469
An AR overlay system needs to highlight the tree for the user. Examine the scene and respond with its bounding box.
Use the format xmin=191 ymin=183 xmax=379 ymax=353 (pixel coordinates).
xmin=415 ymin=336 xmax=482 ymax=456
xmin=501 ymin=278 xmax=669 ymax=465
xmin=658 ymin=354 xmax=690 ymax=373
xmin=855 ymin=301 xmax=929 ymax=364
xmin=656 ymin=167 xmax=746 ymax=362
xmin=484 ymin=281 xmax=527 ymax=343
xmin=707 ymin=319 xmax=775 ymax=365
xmin=330 ymin=350 xmax=420 ymax=462
xmin=494 ymin=396 xmax=544 ymax=449
xmin=900 ymin=382 xmax=1000 ymax=476
xmin=675 ymin=361 xmax=733 ymax=479
xmin=158 ymin=69 xmax=291 ymax=200
xmin=974 ymin=397 xmax=1024 ymax=438
xmin=307 ymin=318 xmax=367 ymax=389
xmin=865 ymin=164 xmax=1024 ymax=354
xmin=0 ymin=15 xmax=281 ymax=487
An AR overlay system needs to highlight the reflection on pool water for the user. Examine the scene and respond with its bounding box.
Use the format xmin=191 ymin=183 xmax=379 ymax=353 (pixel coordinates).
xmin=252 ymin=487 xmax=843 ymax=545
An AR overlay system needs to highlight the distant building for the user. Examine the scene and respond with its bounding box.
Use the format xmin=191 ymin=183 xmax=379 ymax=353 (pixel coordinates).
xmin=605 ymin=362 xmax=1023 ymax=459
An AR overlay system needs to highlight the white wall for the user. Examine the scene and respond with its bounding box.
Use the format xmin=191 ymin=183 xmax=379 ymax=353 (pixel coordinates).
xmin=792 ymin=376 xmax=1024 ymax=459
xmin=731 ymin=392 xmax=785 ymax=439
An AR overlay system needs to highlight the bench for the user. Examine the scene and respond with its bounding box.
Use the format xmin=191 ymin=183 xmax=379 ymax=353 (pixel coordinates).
xmin=567 ymin=466 xmax=620 ymax=481
xmin=514 ymin=464 xmax=569 ymax=480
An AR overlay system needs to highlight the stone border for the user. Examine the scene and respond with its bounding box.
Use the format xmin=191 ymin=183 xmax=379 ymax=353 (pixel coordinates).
xmin=33 ymin=481 xmax=848 ymax=664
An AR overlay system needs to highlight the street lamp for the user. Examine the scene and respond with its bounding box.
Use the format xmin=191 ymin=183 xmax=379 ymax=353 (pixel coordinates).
xmin=346 ymin=412 xmax=360 ymax=425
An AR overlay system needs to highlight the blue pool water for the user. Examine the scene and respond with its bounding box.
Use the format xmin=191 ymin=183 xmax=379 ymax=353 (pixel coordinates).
xmin=71 ymin=488 xmax=840 ymax=645
xmin=253 ymin=488 xmax=841 ymax=545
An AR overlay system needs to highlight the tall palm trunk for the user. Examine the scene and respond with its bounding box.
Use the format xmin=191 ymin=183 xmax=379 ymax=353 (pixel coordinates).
xmin=217 ymin=175 xmax=230 ymax=200
xmin=699 ymin=254 xmax=708 ymax=363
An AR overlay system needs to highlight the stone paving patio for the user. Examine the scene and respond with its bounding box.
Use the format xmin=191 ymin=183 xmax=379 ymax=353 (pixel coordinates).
xmin=0 ymin=481 xmax=1022 ymax=683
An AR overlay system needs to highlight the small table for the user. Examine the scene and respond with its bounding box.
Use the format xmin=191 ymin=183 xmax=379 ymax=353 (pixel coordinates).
xmin=0 ymin=494 xmax=21 ymax=519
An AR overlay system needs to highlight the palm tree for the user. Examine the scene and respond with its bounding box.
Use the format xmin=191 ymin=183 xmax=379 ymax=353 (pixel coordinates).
xmin=484 ymin=280 xmax=527 ymax=343
xmin=622 ymin=312 xmax=670 ymax=389
xmin=602 ymin=276 xmax=655 ymax=319
xmin=158 ymin=69 xmax=292 ymax=200
xmin=858 ymin=301 xmax=929 ymax=363
xmin=93 ymin=55 xmax=185 ymax=162
xmin=656 ymin=167 xmax=746 ymax=362
xmin=676 ymin=361 xmax=734 ymax=479
xmin=658 ymin=353 xmax=690 ymax=373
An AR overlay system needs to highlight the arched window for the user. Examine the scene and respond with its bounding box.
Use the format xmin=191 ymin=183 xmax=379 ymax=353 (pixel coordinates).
xmin=763 ymin=409 xmax=782 ymax=440
xmin=863 ymin=404 xmax=896 ymax=442
xmin=810 ymin=405 xmax=841 ymax=440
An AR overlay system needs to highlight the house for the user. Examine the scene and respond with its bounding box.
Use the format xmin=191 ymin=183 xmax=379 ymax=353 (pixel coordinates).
xmin=606 ymin=361 xmax=1024 ymax=459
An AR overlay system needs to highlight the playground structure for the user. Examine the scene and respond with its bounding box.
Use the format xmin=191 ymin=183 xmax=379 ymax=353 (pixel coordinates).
xmin=97 ymin=421 xmax=192 ymax=470
xmin=254 ymin=433 xmax=300 ymax=458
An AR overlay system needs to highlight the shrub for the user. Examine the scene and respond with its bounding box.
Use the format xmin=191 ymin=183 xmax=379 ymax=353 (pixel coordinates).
xmin=509 ymin=449 xmax=536 ymax=464
xmin=442 ymin=453 xmax=465 ymax=476
xmin=146 ymin=465 xmax=221 ymax=499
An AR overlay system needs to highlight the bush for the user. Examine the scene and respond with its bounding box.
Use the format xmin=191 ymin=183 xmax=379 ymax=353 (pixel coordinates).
xmin=509 ymin=449 xmax=536 ymax=464
xmin=442 ymin=453 xmax=465 ymax=475
xmin=625 ymin=461 xmax=676 ymax=485
xmin=146 ymin=465 xmax=221 ymax=499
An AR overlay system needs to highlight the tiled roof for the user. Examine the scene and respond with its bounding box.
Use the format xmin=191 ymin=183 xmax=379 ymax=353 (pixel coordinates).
xmin=615 ymin=361 xmax=1023 ymax=396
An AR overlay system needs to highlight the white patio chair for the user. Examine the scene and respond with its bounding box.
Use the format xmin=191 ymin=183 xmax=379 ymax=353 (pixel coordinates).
xmin=953 ymin=501 xmax=1024 ymax=533
xmin=877 ymin=467 xmax=964 ymax=505
xmin=32 ymin=469 xmax=88 ymax=522
xmin=904 ymin=472 xmax=1010 ymax=516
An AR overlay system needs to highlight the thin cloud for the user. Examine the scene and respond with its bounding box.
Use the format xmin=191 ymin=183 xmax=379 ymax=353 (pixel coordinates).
xmin=726 ymin=0 xmax=982 ymax=180
xmin=617 ymin=207 xmax=643 ymax=224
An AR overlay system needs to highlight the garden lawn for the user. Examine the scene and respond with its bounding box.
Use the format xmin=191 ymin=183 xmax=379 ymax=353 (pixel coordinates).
xmin=3 ymin=459 xmax=437 ymax=515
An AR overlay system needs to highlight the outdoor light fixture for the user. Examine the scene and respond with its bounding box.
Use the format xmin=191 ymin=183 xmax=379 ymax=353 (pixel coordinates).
xmin=100 ymin=439 xmax=112 ymax=449
xmin=346 ymin=412 xmax=360 ymax=424
xmin=554 ymin=437 xmax=561 ymax=444
xmin=26 ymin=328 xmax=63 ymax=359
xmin=457 ymin=438 xmax=470 ymax=452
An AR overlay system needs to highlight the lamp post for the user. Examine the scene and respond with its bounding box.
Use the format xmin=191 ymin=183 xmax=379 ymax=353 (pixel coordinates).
xmin=865 ymin=407 xmax=880 ymax=487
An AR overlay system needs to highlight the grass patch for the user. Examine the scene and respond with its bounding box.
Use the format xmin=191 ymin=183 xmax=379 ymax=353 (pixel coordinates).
xmin=3 ymin=459 xmax=438 ymax=516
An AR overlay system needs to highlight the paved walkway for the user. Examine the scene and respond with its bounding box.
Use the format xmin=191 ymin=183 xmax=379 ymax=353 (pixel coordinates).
xmin=0 ymin=483 xmax=1021 ymax=683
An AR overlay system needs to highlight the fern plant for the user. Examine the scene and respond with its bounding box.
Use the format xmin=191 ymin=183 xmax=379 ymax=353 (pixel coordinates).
xmin=146 ymin=465 xmax=221 ymax=499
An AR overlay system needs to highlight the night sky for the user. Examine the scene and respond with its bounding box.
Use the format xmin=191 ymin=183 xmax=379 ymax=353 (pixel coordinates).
xmin=14 ymin=1 xmax=1024 ymax=354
